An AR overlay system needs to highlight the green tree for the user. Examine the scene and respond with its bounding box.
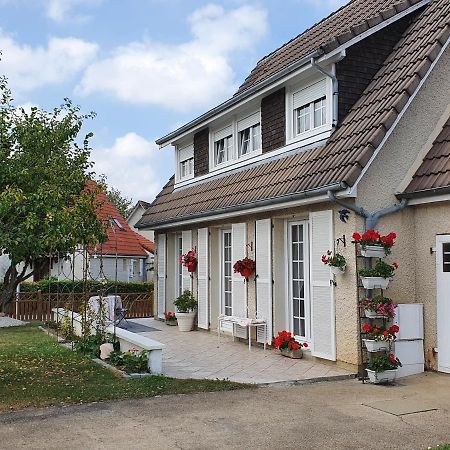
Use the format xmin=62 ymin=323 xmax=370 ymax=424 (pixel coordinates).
xmin=96 ymin=174 xmax=133 ymax=218
xmin=0 ymin=75 xmax=107 ymax=311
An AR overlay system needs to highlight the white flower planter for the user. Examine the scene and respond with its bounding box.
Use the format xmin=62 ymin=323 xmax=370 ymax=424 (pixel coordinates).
xmin=366 ymin=369 xmax=398 ymax=384
xmin=364 ymin=309 xmax=386 ymax=319
xmin=176 ymin=312 xmax=196 ymax=332
xmin=363 ymin=339 xmax=390 ymax=352
xmin=361 ymin=277 xmax=390 ymax=290
xmin=361 ymin=245 xmax=387 ymax=258
xmin=330 ymin=265 xmax=346 ymax=276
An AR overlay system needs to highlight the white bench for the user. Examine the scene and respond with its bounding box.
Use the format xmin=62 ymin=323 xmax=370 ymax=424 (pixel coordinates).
xmin=217 ymin=315 xmax=267 ymax=351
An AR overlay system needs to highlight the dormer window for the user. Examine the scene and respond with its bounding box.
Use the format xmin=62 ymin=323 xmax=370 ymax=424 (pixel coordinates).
xmin=214 ymin=126 xmax=233 ymax=166
xmin=238 ymin=112 xmax=261 ymax=157
xmin=177 ymin=144 xmax=194 ymax=181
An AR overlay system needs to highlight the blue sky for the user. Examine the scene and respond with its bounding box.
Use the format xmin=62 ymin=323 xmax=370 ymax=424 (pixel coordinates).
xmin=0 ymin=0 xmax=347 ymax=202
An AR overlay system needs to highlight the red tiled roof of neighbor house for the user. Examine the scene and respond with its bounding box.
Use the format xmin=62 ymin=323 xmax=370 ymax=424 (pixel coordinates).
xmin=138 ymin=0 xmax=450 ymax=228
xmin=402 ymin=116 xmax=450 ymax=196
xmin=86 ymin=182 xmax=155 ymax=256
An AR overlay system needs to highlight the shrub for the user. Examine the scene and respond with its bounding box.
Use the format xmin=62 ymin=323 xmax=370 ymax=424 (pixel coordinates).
xmin=173 ymin=290 xmax=197 ymax=313
xmin=59 ymin=316 xmax=76 ymax=341
xmin=108 ymin=349 xmax=148 ymax=373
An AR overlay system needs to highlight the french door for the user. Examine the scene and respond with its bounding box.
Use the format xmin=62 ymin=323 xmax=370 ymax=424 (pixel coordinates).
xmin=288 ymin=221 xmax=310 ymax=340
xmin=222 ymin=230 xmax=233 ymax=316
xmin=437 ymin=235 xmax=450 ymax=373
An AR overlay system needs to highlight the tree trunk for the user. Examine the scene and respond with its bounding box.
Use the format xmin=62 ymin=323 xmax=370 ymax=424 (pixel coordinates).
xmin=0 ymin=262 xmax=33 ymax=313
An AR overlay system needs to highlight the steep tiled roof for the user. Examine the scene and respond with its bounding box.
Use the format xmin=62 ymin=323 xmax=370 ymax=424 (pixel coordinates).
xmin=139 ymin=0 xmax=450 ymax=228
xmin=90 ymin=186 xmax=154 ymax=256
xmin=403 ymin=116 xmax=450 ymax=196
xmin=237 ymin=0 xmax=427 ymax=94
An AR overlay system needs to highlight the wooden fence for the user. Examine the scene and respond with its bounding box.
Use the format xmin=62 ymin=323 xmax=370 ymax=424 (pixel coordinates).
xmin=8 ymin=291 xmax=154 ymax=322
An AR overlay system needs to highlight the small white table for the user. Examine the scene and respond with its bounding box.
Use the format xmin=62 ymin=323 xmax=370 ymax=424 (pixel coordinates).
xmin=217 ymin=315 xmax=268 ymax=351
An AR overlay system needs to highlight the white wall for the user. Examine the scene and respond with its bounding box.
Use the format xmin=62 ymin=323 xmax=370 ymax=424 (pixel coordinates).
xmin=128 ymin=205 xmax=155 ymax=242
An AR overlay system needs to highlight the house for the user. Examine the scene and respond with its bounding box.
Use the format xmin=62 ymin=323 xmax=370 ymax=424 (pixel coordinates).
xmin=52 ymin=186 xmax=155 ymax=283
xmin=137 ymin=0 xmax=450 ymax=372
xmin=127 ymin=200 xmax=154 ymax=242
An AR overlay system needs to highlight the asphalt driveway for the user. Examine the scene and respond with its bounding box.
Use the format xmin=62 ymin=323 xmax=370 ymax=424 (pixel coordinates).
xmin=1 ymin=373 xmax=449 ymax=450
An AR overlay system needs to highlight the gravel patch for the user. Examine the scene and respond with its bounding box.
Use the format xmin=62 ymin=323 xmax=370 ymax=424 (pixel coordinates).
xmin=0 ymin=316 xmax=26 ymax=327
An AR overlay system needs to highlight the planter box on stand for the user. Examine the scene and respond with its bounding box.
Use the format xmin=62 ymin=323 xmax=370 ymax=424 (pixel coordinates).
xmin=364 ymin=309 xmax=389 ymax=319
xmin=363 ymin=339 xmax=390 ymax=352
xmin=361 ymin=277 xmax=390 ymax=290
xmin=366 ymin=369 xmax=398 ymax=384
xmin=361 ymin=246 xmax=387 ymax=258
xmin=176 ymin=312 xmax=196 ymax=332
xmin=279 ymin=348 xmax=303 ymax=359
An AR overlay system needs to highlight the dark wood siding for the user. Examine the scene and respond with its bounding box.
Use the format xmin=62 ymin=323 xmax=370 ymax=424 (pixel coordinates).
xmin=194 ymin=128 xmax=209 ymax=177
xmin=336 ymin=14 xmax=416 ymax=124
xmin=261 ymin=88 xmax=286 ymax=153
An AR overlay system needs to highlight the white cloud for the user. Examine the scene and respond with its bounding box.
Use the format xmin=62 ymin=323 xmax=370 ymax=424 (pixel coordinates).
xmin=0 ymin=32 xmax=98 ymax=95
xmin=45 ymin=0 xmax=103 ymax=23
xmin=304 ymin=0 xmax=348 ymax=8
xmin=92 ymin=132 xmax=170 ymax=202
xmin=77 ymin=4 xmax=268 ymax=111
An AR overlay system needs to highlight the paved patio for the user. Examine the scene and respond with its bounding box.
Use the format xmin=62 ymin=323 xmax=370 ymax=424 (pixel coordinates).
xmin=129 ymin=318 xmax=354 ymax=384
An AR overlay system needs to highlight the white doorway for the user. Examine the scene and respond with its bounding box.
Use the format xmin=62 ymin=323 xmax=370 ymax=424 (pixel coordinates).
xmin=436 ymin=235 xmax=450 ymax=373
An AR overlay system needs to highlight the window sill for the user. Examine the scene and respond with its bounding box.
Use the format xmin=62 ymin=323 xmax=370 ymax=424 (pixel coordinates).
xmin=287 ymin=124 xmax=332 ymax=146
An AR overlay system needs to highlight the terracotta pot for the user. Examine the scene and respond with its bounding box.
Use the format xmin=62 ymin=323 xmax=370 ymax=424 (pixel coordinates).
xmin=280 ymin=348 xmax=303 ymax=359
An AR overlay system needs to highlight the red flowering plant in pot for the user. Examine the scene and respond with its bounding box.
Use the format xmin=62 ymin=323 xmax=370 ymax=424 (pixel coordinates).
xmin=272 ymin=330 xmax=308 ymax=359
xmin=181 ymin=249 xmax=197 ymax=273
xmin=164 ymin=311 xmax=177 ymax=326
xmin=352 ymin=230 xmax=397 ymax=257
xmin=233 ymin=257 xmax=256 ymax=279
xmin=361 ymin=324 xmax=400 ymax=352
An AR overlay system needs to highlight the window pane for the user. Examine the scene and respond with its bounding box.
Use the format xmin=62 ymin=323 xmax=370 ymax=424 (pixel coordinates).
xmin=313 ymin=97 xmax=326 ymax=128
xmin=239 ymin=129 xmax=250 ymax=156
xmin=300 ymin=319 xmax=306 ymax=337
xmin=293 ymin=317 xmax=299 ymax=336
xmin=252 ymin=124 xmax=260 ymax=150
xmin=215 ymin=140 xmax=225 ymax=165
xmin=293 ymin=298 xmax=299 ymax=317
xmin=443 ymin=243 xmax=450 ymax=272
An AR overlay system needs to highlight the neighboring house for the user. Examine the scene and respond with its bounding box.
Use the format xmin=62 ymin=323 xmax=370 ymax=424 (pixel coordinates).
xmin=52 ymin=187 xmax=155 ymax=283
xmin=127 ymin=200 xmax=154 ymax=242
xmin=137 ymin=0 xmax=450 ymax=372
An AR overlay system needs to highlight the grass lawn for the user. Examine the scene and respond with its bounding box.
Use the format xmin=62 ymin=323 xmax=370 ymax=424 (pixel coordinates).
xmin=0 ymin=325 xmax=250 ymax=412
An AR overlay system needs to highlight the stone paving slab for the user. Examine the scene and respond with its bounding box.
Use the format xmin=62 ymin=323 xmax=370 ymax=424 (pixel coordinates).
xmin=132 ymin=318 xmax=354 ymax=385
xmin=363 ymin=398 xmax=438 ymax=416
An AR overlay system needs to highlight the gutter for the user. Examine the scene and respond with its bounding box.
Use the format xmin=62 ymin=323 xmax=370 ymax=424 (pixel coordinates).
xmin=396 ymin=185 xmax=450 ymax=200
xmin=311 ymin=58 xmax=339 ymax=128
xmin=138 ymin=182 xmax=347 ymax=230
xmin=327 ymin=190 xmax=408 ymax=231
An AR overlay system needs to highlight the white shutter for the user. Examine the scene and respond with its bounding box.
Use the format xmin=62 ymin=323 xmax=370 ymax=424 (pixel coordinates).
xmin=197 ymin=228 xmax=209 ymax=329
xmin=182 ymin=230 xmax=193 ymax=293
xmin=309 ymin=210 xmax=336 ymax=361
xmin=232 ymin=223 xmax=248 ymax=338
xmin=178 ymin=144 xmax=194 ymax=162
xmin=293 ymin=79 xmax=327 ymax=109
xmin=214 ymin=125 xmax=233 ymax=141
xmin=157 ymin=234 xmax=166 ymax=319
xmin=237 ymin=112 xmax=260 ymax=132
xmin=256 ymin=219 xmax=273 ymax=344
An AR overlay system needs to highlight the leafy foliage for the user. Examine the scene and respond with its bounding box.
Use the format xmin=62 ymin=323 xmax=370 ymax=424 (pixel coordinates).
xmin=367 ymin=353 xmax=402 ymax=373
xmin=108 ymin=349 xmax=148 ymax=373
xmin=20 ymin=278 xmax=153 ymax=293
xmin=321 ymin=251 xmax=346 ymax=268
xmin=358 ymin=260 xmax=398 ymax=279
xmin=96 ymin=174 xmax=133 ymax=218
xmin=0 ymin=75 xmax=106 ymax=310
xmin=173 ymin=290 xmax=197 ymax=313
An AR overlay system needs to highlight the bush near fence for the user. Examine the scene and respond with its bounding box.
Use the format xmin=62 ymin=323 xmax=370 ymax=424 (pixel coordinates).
xmin=19 ymin=280 xmax=154 ymax=293
xmin=7 ymin=291 xmax=154 ymax=322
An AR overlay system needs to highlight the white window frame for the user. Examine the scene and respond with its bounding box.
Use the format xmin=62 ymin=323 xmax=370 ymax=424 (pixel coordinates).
xmin=286 ymin=220 xmax=311 ymax=341
xmin=286 ymin=75 xmax=333 ymax=146
xmin=221 ymin=229 xmax=233 ymax=316
xmin=176 ymin=143 xmax=194 ymax=182
xmin=209 ymin=111 xmax=262 ymax=172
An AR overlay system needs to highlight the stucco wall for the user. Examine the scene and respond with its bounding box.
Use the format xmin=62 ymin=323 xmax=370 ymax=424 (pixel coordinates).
xmin=128 ymin=207 xmax=155 ymax=242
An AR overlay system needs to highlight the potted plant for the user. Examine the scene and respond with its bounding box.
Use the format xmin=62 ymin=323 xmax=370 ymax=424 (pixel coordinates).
xmin=321 ymin=250 xmax=346 ymax=275
xmin=366 ymin=353 xmax=402 ymax=384
xmin=181 ymin=249 xmax=197 ymax=273
xmin=233 ymin=257 xmax=256 ymax=279
xmin=352 ymin=230 xmax=396 ymax=258
xmin=362 ymin=324 xmax=399 ymax=352
xmin=272 ymin=330 xmax=308 ymax=359
xmin=358 ymin=260 xmax=398 ymax=290
xmin=164 ymin=311 xmax=177 ymax=326
xmin=359 ymin=295 xmax=397 ymax=319
xmin=173 ymin=290 xmax=197 ymax=332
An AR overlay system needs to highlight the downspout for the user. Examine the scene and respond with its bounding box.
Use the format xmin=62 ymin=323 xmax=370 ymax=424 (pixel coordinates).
xmin=311 ymin=57 xmax=339 ymax=128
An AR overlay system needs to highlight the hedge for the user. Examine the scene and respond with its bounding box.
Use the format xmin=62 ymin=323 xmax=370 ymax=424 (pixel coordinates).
xmin=18 ymin=280 xmax=154 ymax=294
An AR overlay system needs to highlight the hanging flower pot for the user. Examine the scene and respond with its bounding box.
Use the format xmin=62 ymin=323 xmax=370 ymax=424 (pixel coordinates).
xmin=363 ymin=339 xmax=390 ymax=352
xmin=330 ymin=265 xmax=346 ymax=276
xmin=361 ymin=245 xmax=387 ymax=258
xmin=181 ymin=249 xmax=197 ymax=273
xmin=187 ymin=261 xmax=197 ymax=273
xmin=322 ymin=251 xmax=346 ymax=275
xmin=233 ymin=258 xmax=256 ymax=279
xmin=361 ymin=277 xmax=390 ymax=290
